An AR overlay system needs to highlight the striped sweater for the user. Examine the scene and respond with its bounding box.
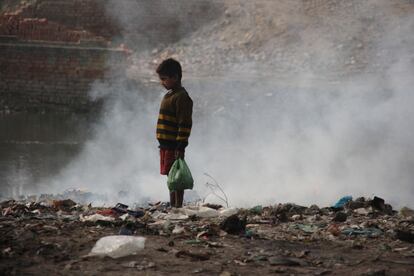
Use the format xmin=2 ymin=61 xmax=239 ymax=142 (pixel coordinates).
xmin=156 ymin=87 xmax=193 ymax=150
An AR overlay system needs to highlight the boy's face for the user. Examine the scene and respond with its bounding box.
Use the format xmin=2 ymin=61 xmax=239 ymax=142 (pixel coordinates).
xmin=159 ymin=74 xmax=178 ymax=90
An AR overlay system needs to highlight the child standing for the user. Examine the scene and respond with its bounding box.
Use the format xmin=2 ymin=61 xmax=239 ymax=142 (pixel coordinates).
xmin=156 ymin=58 xmax=193 ymax=208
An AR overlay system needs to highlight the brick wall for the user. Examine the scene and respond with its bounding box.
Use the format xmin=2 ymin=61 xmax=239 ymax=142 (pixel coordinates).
xmin=0 ymin=1 xmax=109 ymax=43
xmin=1 ymin=0 xmax=119 ymax=40
xmin=0 ymin=38 xmax=129 ymax=112
xmin=0 ymin=16 xmax=106 ymax=43
xmin=0 ymin=0 xmax=220 ymax=113
xmin=33 ymin=0 xmax=120 ymax=40
xmin=0 ymin=1 xmax=126 ymax=113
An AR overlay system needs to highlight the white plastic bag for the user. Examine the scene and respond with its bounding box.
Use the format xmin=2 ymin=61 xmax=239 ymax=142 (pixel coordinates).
xmin=219 ymin=208 xmax=238 ymax=218
xmin=182 ymin=206 xmax=219 ymax=218
xmin=80 ymin=214 xmax=115 ymax=222
xmin=89 ymin=235 xmax=146 ymax=258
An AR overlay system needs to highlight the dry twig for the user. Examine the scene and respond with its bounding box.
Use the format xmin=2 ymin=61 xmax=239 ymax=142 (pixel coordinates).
xmin=203 ymin=173 xmax=229 ymax=208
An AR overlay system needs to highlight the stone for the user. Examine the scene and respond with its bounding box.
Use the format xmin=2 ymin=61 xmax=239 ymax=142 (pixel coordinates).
xmin=371 ymin=196 xmax=385 ymax=211
xmin=332 ymin=212 xmax=347 ymax=222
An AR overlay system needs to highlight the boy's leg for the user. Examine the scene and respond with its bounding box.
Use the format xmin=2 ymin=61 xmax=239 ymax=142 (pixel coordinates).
xmin=169 ymin=191 xmax=176 ymax=207
xmin=176 ymin=190 xmax=184 ymax=208
xmin=161 ymin=149 xmax=177 ymax=207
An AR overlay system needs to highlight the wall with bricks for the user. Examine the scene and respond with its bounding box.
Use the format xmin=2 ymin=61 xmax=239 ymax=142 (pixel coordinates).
xmin=0 ymin=16 xmax=106 ymax=43
xmin=0 ymin=38 xmax=129 ymax=112
xmin=1 ymin=0 xmax=119 ymax=40
xmin=0 ymin=1 xmax=109 ymax=43
xmin=33 ymin=0 xmax=120 ymax=40
xmin=0 ymin=0 xmax=220 ymax=113
xmin=0 ymin=1 xmax=125 ymax=113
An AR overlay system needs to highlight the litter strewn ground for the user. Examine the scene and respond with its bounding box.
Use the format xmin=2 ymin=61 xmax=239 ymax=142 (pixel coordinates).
xmin=1 ymin=196 xmax=413 ymax=275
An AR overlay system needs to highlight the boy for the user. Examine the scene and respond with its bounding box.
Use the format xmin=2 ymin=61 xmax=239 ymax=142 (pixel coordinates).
xmin=156 ymin=58 xmax=193 ymax=208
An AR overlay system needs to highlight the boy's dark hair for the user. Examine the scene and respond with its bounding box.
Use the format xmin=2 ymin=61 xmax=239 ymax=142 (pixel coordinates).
xmin=156 ymin=58 xmax=182 ymax=80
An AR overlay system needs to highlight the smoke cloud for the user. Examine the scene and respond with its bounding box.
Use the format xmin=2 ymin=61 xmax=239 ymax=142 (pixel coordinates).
xmin=43 ymin=0 xmax=413 ymax=208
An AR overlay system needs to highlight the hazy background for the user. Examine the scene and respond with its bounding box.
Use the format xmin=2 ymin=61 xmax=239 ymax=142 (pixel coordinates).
xmin=6 ymin=0 xmax=414 ymax=208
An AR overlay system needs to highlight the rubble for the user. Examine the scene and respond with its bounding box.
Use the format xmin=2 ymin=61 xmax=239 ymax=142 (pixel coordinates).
xmin=333 ymin=211 xmax=348 ymax=222
xmin=220 ymin=214 xmax=246 ymax=235
xmin=0 ymin=195 xmax=413 ymax=274
xmin=400 ymin=207 xmax=414 ymax=218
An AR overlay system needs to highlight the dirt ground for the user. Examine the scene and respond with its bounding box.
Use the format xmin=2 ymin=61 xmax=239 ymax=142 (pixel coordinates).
xmin=1 ymin=204 xmax=413 ymax=276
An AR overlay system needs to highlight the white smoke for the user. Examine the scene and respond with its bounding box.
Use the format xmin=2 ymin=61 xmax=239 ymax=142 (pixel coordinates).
xmin=43 ymin=0 xmax=414 ymax=208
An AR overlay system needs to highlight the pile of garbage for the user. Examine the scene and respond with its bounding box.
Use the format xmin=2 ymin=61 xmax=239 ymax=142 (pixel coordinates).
xmin=1 ymin=195 xmax=413 ymax=259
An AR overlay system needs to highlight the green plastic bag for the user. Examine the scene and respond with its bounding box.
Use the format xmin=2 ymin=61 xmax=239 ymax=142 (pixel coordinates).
xmin=167 ymin=159 xmax=194 ymax=191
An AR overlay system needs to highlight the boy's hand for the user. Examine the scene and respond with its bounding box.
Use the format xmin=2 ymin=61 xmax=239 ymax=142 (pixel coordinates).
xmin=175 ymin=150 xmax=184 ymax=159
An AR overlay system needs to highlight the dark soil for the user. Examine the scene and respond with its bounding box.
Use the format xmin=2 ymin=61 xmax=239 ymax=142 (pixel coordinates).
xmin=1 ymin=214 xmax=413 ymax=275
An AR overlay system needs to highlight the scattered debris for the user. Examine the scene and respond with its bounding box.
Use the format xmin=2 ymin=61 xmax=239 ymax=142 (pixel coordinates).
xmin=80 ymin=214 xmax=115 ymax=222
xmin=396 ymin=229 xmax=414 ymax=243
xmin=220 ymin=214 xmax=246 ymax=235
xmin=332 ymin=211 xmax=347 ymax=222
xmin=52 ymin=199 xmax=76 ymax=211
xmin=342 ymin=227 xmax=383 ymax=238
xmin=175 ymin=250 xmax=210 ymax=261
xmin=1 ymin=195 xmax=413 ymax=273
xmin=118 ymin=222 xmax=135 ymax=236
xmin=332 ymin=196 xmax=353 ymax=209
xmin=293 ymin=223 xmax=320 ymax=234
xmin=400 ymin=207 xmax=414 ymax=218
xmin=121 ymin=260 xmax=155 ymax=270
xmin=89 ymin=235 xmax=146 ymax=259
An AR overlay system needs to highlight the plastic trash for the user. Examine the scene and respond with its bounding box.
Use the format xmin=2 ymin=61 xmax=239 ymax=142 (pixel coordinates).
xmin=182 ymin=206 xmax=219 ymax=218
xmin=127 ymin=210 xmax=145 ymax=218
xmin=119 ymin=222 xmax=135 ymax=235
xmin=172 ymin=225 xmax=185 ymax=234
xmin=292 ymin=223 xmax=319 ymax=234
xmin=80 ymin=214 xmax=115 ymax=222
xmin=151 ymin=210 xmax=189 ymax=220
xmin=96 ymin=209 xmax=117 ymax=216
xmin=332 ymin=196 xmax=353 ymax=208
xmin=120 ymin=213 xmax=130 ymax=221
xmin=354 ymin=207 xmax=371 ymax=215
xmin=89 ymin=235 xmax=146 ymax=258
xmin=250 ymin=205 xmax=263 ymax=215
xmin=119 ymin=226 xmax=134 ymax=236
xmin=167 ymin=159 xmax=194 ymax=191
xmin=341 ymin=227 xmax=383 ymax=237
xmin=113 ymin=203 xmax=128 ymax=213
xmin=219 ymin=208 xmax=238 ymax=218
xmin=112 ymin=203 xmax=145 ymax=218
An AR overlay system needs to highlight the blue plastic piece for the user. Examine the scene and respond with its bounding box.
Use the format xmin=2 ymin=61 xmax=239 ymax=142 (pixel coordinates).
xmin=333 ymin=196 xmax=353 ymax=208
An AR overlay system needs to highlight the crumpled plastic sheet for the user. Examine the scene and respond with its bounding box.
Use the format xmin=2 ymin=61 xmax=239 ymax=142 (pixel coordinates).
xmin=342 ymin=227 xmax=383 ymax=237
xmin=89 ymin=235 xmax=146 ymax=258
